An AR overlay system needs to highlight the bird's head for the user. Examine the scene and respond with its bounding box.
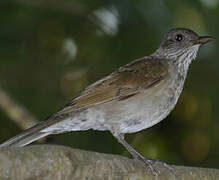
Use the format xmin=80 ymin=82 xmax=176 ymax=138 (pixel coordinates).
xmin=156 ymin=28 xmax=214 ymax=62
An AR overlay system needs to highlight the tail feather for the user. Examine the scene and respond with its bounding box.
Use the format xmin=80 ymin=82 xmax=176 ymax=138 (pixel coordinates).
xmin=0 ymin=116 xmax=59 ymax=148
xmin=0 ymin=131 xmax=50 ymax=147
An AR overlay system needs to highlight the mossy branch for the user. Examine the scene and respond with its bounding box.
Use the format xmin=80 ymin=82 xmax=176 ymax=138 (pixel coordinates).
xmin=0 ymin=145 xmax=218 ymax=180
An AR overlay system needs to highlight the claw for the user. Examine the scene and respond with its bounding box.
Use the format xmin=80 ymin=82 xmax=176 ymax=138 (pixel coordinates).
xmin=152 ymin=159 xmax=174 ymax=171
xmin=143 ymin=159 xmax=159 ymax=176
xmin=135 ymin=157 xmax=159 ymax=176
xmin=135 ymin=156 xmax=173 ymax=176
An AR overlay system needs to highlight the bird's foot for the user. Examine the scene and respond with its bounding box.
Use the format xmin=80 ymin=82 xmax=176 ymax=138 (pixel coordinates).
xmin=134 ymin=156 xmax=173 ymax=176
xmin=151 ymin=159 xmax=173 ymax=170
xmin=135 ymin=156 xmax=159 ymax=176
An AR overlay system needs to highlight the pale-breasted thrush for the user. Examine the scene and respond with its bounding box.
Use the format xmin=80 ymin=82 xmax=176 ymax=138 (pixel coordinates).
xmin=0 ymin=28 xmax=214 ymax=175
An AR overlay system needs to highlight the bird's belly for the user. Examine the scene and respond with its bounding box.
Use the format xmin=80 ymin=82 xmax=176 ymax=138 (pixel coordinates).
xmin=98 ymin=77 xmax=183 ymax=133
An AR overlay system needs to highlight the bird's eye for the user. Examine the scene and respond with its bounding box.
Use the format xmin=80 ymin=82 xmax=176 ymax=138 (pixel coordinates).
xmin=176 ymin=34 xmax=183 ymax=41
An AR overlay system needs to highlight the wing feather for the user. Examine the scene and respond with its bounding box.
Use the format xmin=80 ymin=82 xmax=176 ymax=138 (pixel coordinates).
xmin=60 ymin=57 xmax=168 ymax=114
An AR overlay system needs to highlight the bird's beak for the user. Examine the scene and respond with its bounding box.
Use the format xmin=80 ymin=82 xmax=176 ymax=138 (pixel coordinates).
xmin=193 ymin=36 xmax=214 ymax=45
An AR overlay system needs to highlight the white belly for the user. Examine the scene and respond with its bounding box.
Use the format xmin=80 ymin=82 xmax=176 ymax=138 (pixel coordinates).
xmin=100 ymin=75 xmax=183 ymax=133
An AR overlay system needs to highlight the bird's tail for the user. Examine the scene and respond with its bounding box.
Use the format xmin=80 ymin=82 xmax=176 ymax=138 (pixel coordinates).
xmin=0 ymin=117 xmax=59 ymax=148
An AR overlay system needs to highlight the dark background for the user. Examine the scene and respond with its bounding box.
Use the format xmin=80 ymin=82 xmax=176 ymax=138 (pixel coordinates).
xmin=0 ymin=0 xmax=218 ymax=169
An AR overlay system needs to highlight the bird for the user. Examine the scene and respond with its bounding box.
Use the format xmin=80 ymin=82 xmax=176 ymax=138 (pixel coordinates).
xmin=0 ymin=28 xmax=213 ymax=175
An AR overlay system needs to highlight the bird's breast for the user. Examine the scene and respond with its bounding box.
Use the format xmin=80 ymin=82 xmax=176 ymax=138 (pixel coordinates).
xmin=97 ymin=68 xmax=188 ymax=133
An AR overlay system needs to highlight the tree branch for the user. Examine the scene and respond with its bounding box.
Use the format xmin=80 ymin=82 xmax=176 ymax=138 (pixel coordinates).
xmin=0 ymin=145 xmax=218 ymax=179
xmin=0 ymin=86 xmax=37 ymax=129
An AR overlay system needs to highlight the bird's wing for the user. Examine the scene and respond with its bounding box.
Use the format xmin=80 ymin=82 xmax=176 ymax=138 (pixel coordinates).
xmin=59 ymin=57 xmax=168 ymax=114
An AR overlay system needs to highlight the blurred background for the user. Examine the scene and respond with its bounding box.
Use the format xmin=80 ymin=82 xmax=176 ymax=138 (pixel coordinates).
xmin=0 ymin=0 xmax=218 ymax=169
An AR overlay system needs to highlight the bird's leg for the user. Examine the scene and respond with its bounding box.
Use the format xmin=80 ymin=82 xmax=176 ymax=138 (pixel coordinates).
xmin=112 ymin=132 xmax=158 ymax=175
xmin=112 ymin=132 xmax=173 ymax=175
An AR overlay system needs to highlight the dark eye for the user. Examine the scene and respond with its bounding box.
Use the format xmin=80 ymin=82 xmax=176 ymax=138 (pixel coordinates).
xmin=176 ymin=34 xmax=183 ymax=41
